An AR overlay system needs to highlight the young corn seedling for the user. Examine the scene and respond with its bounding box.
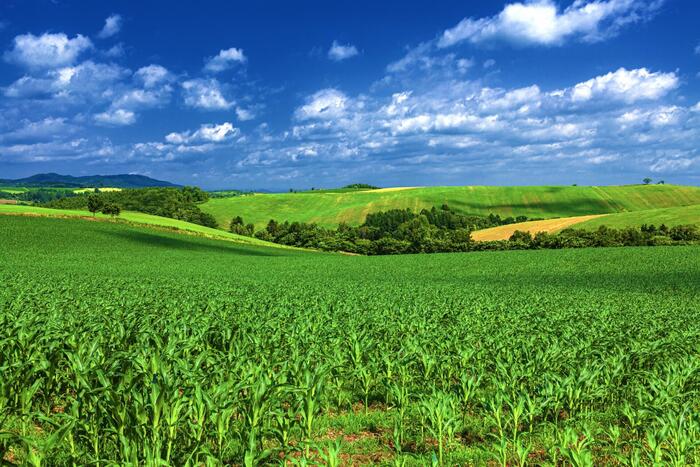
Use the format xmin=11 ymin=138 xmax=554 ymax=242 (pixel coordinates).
xmin=318 ymin=439 xmax=342 ymax=467
xmin=420 ymin=390 xmax=459 ymax=466
xmin=295 ymin=367 xmax=327 ymax=456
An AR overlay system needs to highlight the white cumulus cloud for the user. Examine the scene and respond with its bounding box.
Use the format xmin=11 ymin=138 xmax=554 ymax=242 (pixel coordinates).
xmin=328 ymin=41 xmax=359 ymax=61
xmin=203 ymin=47 xmax=246 ymax=73
xmin=4 ymin=33 xmax=92 ymax=69
xmin=98 ymin=14 xmax=122 ymax=39
xmin=439 ymin=0 xmax=664 ymax=48
xmin=4 ymin=61 xmax=128 ymax=101
xmin=295 ymin=88 xmax=349 ymax=120
xmin=569 ymin=67 xmax=678 ymax=104
xmin=182 ymin=79 xmax=233 ymax=110
xmin=135 ymin=64 xmax=173 ymax=88
xmin=165 ymin=122 xmax=239 ymax=144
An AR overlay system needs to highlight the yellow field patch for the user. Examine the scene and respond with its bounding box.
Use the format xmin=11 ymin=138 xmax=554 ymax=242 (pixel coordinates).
xmin=365 ymin=186 xmax=420 ymax=193
xmin=472 ymin=214 xmax=608 ymax=241
xmin=73 ymin=187 xmax=123 ymax=193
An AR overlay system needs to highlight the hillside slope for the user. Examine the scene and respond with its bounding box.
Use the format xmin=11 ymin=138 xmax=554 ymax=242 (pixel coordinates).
xmin=0 ymin=204 xmax=295 ymax=250
xmin=201 ymin=185 xmax=700 ymax=228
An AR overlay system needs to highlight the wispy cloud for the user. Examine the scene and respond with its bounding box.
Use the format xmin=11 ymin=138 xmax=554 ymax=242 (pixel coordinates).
xmin=98 ymin=14 xmax=122 ymax=39
xmin=94 ymin=109 xmax=135 ymax=126
xmin=328 ymin=41 xmax=359 ymax=61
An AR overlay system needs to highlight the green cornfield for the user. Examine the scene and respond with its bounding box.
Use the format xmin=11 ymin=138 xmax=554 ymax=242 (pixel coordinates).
xmin=1 ymin=215 xmax=700 ymax=465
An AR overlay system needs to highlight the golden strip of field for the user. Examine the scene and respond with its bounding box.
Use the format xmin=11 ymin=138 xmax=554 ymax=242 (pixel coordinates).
xmin=472 ymin=214 xmax=608 ymax=241
xmin=365 ymin=186 xmax=420 ymax=193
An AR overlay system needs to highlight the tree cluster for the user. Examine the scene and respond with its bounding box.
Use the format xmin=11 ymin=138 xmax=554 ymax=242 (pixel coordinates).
xmin=229 ymin=216 xmax=255 ymax=236
xmin=491 ymin=224 xmax=700 ymax=251
xmin=86 ymin=194 xmax=122 ymax=218
xmin=342 ymin=183 xmax=379 ymax=190
xmin=45 ymin=187 xmax=217 ymax=228
xmin=230 ymin=205 xmax=543 ymax=255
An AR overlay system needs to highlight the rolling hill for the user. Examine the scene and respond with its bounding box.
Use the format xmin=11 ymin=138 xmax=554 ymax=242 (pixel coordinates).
xmin=0 ymin=204 xmax=295 ymax=250
xmin=201 ymin=184 xmax=700 ymax=228
xmin=0 ymin=172 xmax=178 ymax=188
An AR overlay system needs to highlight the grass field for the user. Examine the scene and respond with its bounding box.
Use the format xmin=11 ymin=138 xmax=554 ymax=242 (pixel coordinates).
xmin=201 ymin=184 xmax=700 ymax=228
xmin=0 ymin=204 xmax=290 ymax=249
xmin=1 ymin=214 xmax=699 ymax=465
xmin=0 ymin=186 xmax=28 ymax=194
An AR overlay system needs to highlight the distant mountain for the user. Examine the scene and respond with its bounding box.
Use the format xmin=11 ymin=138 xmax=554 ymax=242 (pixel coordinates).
xmin=0 ymin=173 xmax=179 ymax=188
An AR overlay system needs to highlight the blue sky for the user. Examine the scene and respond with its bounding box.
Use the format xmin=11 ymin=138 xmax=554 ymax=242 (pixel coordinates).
xmin=0 ymin=0 xmax=699 ymax=189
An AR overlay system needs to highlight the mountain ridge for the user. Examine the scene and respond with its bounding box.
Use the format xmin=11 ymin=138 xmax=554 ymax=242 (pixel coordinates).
xmin=0 ymin=173 xmax=179 ymax=188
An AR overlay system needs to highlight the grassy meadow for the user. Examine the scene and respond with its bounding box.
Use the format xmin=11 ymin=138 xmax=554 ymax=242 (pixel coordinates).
xmin=1 ymin=214 xmax=700 ymax=465
xmin=201 ymin=184 xmax=700 ymax=228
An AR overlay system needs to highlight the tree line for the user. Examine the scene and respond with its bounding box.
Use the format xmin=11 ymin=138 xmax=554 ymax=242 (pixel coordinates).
xmin=228 ymin=205 xmax=700 ymax=255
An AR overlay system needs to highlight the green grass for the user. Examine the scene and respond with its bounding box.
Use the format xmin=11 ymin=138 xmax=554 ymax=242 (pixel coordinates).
xmin=575 ymin=204 xmax=700 ymax=230
xmin=0 ymin=186 xmax=29 ymax=194
xmin=1 ymin=215 xmax=699 ymax=465
xmin=0 ymin=204 xmax=292 ymax=249
xmin=201 ymin=184 xmax=700 ymax=228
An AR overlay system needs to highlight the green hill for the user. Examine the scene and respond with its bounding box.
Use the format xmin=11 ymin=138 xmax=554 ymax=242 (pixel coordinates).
xmin=201 ymin=184 xmax=700 ymax=228
xmin=0 ymin=204 xmax=294 ymax=250
xmin=576 ymin=204 xmax=700 ymax=230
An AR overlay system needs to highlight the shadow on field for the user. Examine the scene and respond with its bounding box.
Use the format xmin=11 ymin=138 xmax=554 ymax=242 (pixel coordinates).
xmin=448 ymin=198 xmax=616 ymax=216
xmin=102 ymin=229 xmax=280 ymax=257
